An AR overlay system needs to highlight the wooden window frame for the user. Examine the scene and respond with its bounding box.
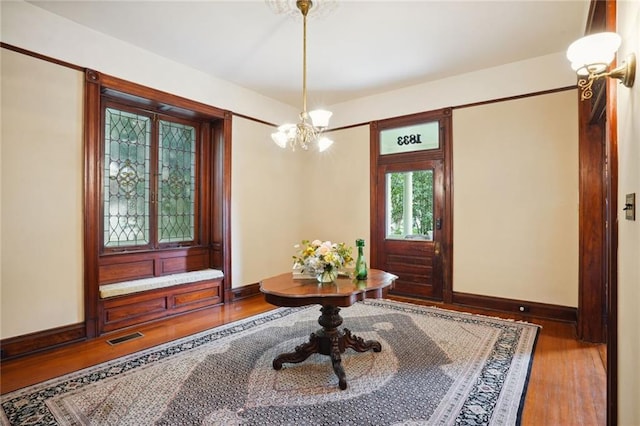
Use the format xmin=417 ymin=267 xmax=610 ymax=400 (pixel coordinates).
xmin=84 ymin=70 xmax=232 ymax=337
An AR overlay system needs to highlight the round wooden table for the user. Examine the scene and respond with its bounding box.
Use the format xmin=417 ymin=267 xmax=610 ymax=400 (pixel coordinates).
xmin=259 ymin=269 xmax=397 ymax=390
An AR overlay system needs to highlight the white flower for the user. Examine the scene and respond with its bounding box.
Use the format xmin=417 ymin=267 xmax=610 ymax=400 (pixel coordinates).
xmin=292 ymin=239 xmax=354 ymax=275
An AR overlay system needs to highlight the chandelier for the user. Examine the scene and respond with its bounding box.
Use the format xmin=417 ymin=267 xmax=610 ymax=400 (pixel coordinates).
xmin=271 ymin=0 xmax=334 ymax=152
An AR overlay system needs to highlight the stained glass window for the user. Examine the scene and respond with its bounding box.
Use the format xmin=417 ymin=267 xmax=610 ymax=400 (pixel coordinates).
xmin=103 ymin=106 xmax=198 ymax=249
xmin=104 ymin=108 xmax=151 ymax=247
xmin=158 ymin=120 xmax=196 ymax=243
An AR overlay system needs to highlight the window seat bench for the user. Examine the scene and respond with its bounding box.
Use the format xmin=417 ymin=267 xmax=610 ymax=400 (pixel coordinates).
xmin=98 ymin=269 xmax=224 ymax=334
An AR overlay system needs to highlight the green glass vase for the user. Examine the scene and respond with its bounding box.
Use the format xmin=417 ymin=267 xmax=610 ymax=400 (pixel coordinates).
xmin=354 ymin=239 xmax=368 ymax=280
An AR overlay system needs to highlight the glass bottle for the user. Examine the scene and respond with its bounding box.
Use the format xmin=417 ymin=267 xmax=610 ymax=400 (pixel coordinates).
xmin=354 ymin=239 xmax=368 ymax=280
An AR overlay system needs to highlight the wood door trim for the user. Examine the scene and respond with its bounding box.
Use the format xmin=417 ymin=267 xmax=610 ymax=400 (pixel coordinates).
xmin=579 ymin=1 xmax=618 ymax=423
xmin=601 ymin=2 xmax=618 ymax=425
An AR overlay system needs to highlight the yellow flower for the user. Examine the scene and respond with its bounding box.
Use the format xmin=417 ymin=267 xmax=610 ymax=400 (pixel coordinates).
xmin=292 ymin=239 xmax=354 ymax=275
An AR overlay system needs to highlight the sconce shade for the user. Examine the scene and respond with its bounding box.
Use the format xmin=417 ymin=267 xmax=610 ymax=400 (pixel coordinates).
xmin=567 ymin=32 xmax=621 ymax=76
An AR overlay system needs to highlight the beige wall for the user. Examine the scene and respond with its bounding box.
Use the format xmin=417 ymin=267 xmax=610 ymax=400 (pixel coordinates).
xmin=231 ymin=117 xmax=305 ymax=286
xmin=1 ymin=49 xmax=84 ymax=338
xmin=0 ymin=1 xmax=298 ymax=129
xmin=301 ymin=125 xmax=371 ymax=260
xmin=452 ymin=91 xmax=579 ymax=307
xmin=232 ymin=123 xmax=372 ymax=286
xmin=329 ymin=52 xmax=577 ymax=129
xmin=617 ymin=1 xmax=640 ymax=423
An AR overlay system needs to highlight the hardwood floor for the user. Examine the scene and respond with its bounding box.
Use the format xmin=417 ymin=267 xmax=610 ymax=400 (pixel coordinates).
xmin=0 ymin=295 xmax=606 ymax=425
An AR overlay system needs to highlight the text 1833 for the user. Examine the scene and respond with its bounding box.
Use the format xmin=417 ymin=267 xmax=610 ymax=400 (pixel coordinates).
xmin=397 ymin=134 xmax=422 ymax=145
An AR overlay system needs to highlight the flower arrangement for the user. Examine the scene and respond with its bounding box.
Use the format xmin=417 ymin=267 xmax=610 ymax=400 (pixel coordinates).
xmin=293 ymin=239 xmax=354 ymax=282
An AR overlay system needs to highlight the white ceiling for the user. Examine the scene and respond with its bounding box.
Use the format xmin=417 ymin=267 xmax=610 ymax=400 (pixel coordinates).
xmin=28 ymin=0 xmax=589 ymax=108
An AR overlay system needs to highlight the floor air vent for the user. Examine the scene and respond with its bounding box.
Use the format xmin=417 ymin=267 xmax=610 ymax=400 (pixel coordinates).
xmin=107 ymin=332 xmax=144 ymax=346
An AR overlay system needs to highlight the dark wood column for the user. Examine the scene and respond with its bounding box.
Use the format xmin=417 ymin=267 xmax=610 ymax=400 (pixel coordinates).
xmin=577 ymin=89 xmax=606 ymax=343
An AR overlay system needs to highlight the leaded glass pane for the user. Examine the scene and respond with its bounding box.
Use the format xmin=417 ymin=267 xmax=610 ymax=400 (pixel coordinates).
xmin=158 ymin=120 xmax=196 ymax=243
xmin=103 ymin=108 xmax=151 ymax=247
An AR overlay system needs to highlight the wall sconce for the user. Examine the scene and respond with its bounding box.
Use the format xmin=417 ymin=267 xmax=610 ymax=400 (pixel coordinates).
xmin=566 ymin=32 xmax=636 ymax=101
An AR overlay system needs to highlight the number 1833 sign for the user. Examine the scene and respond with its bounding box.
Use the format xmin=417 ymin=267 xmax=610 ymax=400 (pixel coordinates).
xmin=380 ymin=121 xmax=439 ymax=155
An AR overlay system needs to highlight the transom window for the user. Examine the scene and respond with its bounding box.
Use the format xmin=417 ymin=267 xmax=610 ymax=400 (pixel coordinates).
xmin=379 ymin=121 xmax=440 ymax=155
xmin=102 ymin=103 xmax=199 ymax=250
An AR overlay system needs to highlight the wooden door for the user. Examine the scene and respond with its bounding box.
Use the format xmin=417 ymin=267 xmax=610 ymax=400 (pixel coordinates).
xmin=376 ymin=160 xmax=444 ymax=298
xmin=370 ymin=109 xmax=452 ymax=301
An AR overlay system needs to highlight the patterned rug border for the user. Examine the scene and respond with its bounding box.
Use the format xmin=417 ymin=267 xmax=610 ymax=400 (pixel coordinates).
xmin=1 ymin=299 xmax=540 ymax=426
xmin=364 ymin=299 xmax=542 ymax=329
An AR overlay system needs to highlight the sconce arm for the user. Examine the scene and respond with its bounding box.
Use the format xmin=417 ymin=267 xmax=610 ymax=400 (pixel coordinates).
xmin=588 ymin=52 xmax=636 ymax=87
xmin=602 ymin=52 xmax=636 ymax=88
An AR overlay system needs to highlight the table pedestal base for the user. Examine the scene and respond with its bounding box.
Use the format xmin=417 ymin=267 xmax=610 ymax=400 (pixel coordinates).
xmin=272 ymin=305 xmax=381 ymax=390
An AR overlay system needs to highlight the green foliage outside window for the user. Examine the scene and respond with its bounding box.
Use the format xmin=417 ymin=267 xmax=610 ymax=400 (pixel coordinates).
xmin=389 ymin=170 xmax=433 ymax=237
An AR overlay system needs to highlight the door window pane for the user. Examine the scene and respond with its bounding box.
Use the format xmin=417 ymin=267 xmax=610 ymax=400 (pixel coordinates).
xmin=386 ymin=170 xmax=434 ymax=240
xmin=103 ymin=108 xmax=151 ymax=247
xmin=158 ymin=120 xmax=196 ymax=243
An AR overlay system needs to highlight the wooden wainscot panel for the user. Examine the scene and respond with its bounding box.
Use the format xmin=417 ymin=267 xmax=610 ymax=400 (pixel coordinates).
xmin=172 ymin=280 xmax=221 ymax=309
xmin=391 ymin=280 xmax=435 ymax=298
xmin=102 ymin=297 xmax=168 ymax=333
xmin=160 ymin=251 xmax=208 ymax=274
xmin=105 ymin=297 xmax=168 ymax=323
xmin=99 ymin=278 xmax=223 ymax=334
xmin=99 ymin=260 xmax=155 ymax=284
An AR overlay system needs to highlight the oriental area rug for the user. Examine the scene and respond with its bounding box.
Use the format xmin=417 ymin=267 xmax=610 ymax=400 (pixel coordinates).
xmin=1 ymin=300 xmax=539 ymax=426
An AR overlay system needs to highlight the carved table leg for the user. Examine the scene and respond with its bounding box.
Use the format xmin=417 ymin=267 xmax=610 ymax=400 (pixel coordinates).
xmin=273 ymin=332 xmax=321 ymax=370
xmin=272 ymin=304 xmax=382 ymax=390
xmin=342 ymin=328 xmax=382 ymax=353
xmin=328 ymin=331 xmax=348 ymax=390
